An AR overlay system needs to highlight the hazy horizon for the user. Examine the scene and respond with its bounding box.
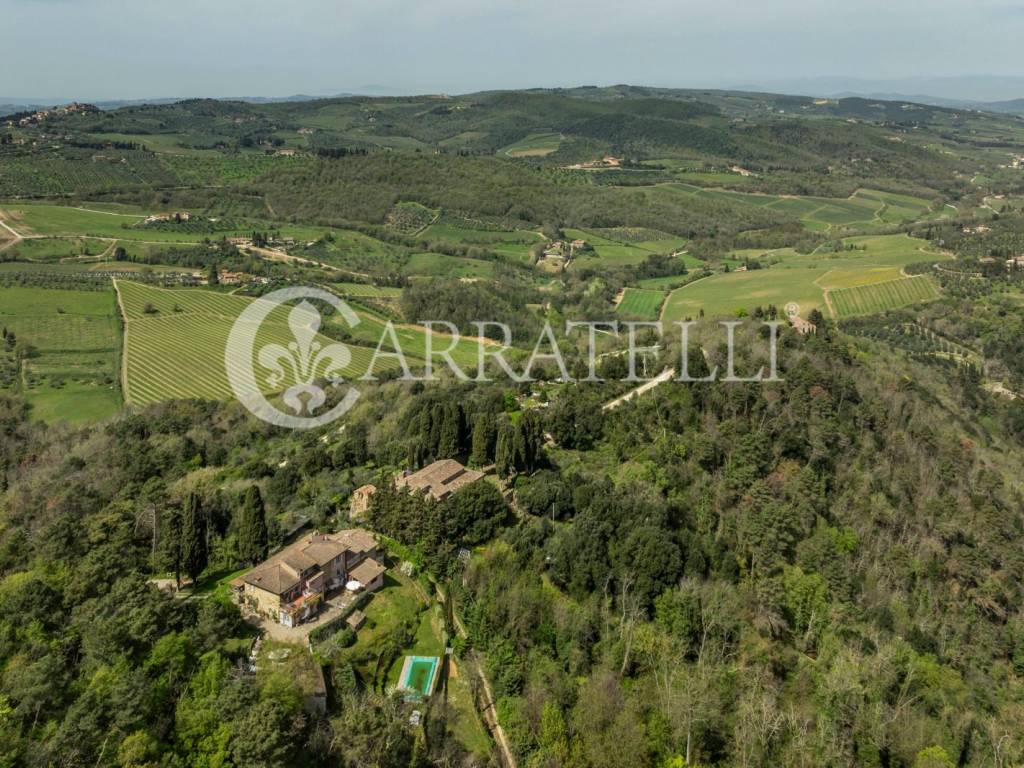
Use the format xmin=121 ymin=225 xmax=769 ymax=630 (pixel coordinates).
xmin=7 ymin=0 xmax=1024 ymax=102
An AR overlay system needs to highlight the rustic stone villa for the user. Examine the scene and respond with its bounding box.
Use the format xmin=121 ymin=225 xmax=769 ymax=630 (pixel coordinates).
xmin=232 ymin=528 xmax=385 ymax=627
xmin=395 ymin=458 xmax=484 ymax=501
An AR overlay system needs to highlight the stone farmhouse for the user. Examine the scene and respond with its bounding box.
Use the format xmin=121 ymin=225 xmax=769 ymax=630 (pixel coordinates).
xmin=394 ymin=458 xmax=484 ymax=502
xmin=232 ymin=528 xmax=385 ymax=627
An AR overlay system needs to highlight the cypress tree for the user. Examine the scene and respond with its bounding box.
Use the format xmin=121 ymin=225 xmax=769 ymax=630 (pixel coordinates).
xmin=470 ymin=414 xmax=493 ymax=466
xmin=494 ymin=418 xmax=514 ymax=478
xmin=181 ymin=492 xmax=208 ymax=586
xmin=436 ymin=402 xmax=461 ymax=458
xmin=238 ymin=485 xmax=269 ymax=566
xmin=161 ymin=505 xmax=183 ymax=590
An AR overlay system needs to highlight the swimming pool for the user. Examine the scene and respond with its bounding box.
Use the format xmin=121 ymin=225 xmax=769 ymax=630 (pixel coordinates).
xmin=398 ymin=655 xmax=440 ymax=700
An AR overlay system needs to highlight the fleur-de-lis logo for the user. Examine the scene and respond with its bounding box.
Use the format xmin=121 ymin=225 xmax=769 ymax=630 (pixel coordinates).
xmin=257 ymin=301 xmax=352 ymax=415
xmin=225 ymin=287 xmax=361 ymax=429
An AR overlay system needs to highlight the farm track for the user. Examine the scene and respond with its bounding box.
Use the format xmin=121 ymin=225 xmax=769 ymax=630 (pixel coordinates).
xmin=603 ymin=367 xmax=675 ymax=411
xmin=245 ymin=244 xmax=371 ymax=279
xmin=0 ymin=215 xmax=22 ymax=252
xmin=659 ymin=274 xmax=713 ymax=324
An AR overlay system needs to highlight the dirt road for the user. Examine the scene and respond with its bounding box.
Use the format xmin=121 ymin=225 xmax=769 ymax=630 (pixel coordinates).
xmin=602 ymin=367 xmax=675 ymax=410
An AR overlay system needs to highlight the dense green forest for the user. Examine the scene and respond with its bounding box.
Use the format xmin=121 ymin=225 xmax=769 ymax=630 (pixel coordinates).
xmin=2 ymin=309 xmax=1024 ymax=766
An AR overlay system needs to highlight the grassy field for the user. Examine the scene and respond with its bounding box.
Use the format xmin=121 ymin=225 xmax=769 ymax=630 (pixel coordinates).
xmin=661 ymin=234 xmax=947 ymax=321
xmin=616 ymin=288 xmax=665 ymax=319
xmin=116 ymin=282 xmax=409 ymax=406
xmin=637 ymin=275 xmax=694 ymax=290
xmin=333 ymin=283 xmax=403 ymax=299
xmin=297 ymin=229 xmax=409 ymax=275
xmin=419 ymin=223 xmax=543 ymax=263
xmin=1 ymin=203 xmax=327 ymax=247
xmin=565 ymin=228 xmax=681 ymax=269
xmin=337 ymin=306 xmax=489 ymax=370
xmin=498 ymin=132 xmax=562 ymax=157
xmin=0 ymin=286 xmax=121 ymax=423
xmin=662 ymin=268 xmax=829 ymax=321
xmin=2 ymin=204 xmax=145 ymax=238
xmin=87 ymin=132 xmax=221 ymax=156
xmin=4 ymin=236 xmax=112 ymax=262
xmin=662 ymin=184 xmax=939 ymax=232
xmin=829 ymin=275 xmax=941 ymax=318
xmin=589 ymin=226 xmax=688 ymax=255
xmin=402 ymin=252 xmax=495 ymax=279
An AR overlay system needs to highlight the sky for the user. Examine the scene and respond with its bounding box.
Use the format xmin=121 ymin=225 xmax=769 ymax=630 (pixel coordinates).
xmin=5 ymin=0 xmax=1024 ymax=101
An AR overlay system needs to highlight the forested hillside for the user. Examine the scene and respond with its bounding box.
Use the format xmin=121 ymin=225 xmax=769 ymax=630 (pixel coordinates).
xmin=4 ymin=81 xmax=1024 ymax=768
xmin=2 ymin=312 xmax=1024 ymax=766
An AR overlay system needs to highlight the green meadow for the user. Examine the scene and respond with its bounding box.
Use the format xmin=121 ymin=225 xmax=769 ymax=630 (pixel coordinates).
xmin=0 ymin=286 xmax=121 ymax=423
xmin=1 ymin=203 xmax=328 ymax=245
xmin=616 ymin=288 xmax=665 ymax=320
xmin=661 ymin=185 xmax=940 ymax=232
xmin=420 ymin=223 xmax=543 ymax=263
xmin=661 ymin=233 xmax=949 ymax=321
xmin=565 ymin=228 xmax=690 ymax=269
xmin=498 ymin=132 xmax=563 ymax=157
xmin=402 ymin=252 xmax=495 ymax=279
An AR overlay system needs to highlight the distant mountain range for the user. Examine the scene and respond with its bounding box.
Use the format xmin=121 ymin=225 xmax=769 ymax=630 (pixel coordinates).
xmin=731 ymin=76 xmax=1024 ymax=114
xmin=0 ymin=87 xmax=416 ymax=116
xmin=5 ymin=77 xmax=1024 ymax=118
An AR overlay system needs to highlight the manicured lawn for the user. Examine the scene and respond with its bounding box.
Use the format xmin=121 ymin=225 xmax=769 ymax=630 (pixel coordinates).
xmin=190 ymin=567 xmax=250 ymax=604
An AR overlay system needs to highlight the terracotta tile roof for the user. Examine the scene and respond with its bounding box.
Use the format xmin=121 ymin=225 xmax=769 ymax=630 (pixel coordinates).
xmin=349 ymin=557 xmax=386 ymax=586
xmin=394 ymin=459 xmax=484 ymax=500
xmin=242 ymin=562 xmax=301 ymax=596
xmin=331 ymin=528 xmax=378 ymax=554
xmin=242 ymin=532 xmax=349 ymax=596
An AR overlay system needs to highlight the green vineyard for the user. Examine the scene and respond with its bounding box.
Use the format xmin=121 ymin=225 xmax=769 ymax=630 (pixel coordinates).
xmin=829 ymin=275 xmax=940 ymax=319
xmin=116 ymin=282 xmax=405 ymax=406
